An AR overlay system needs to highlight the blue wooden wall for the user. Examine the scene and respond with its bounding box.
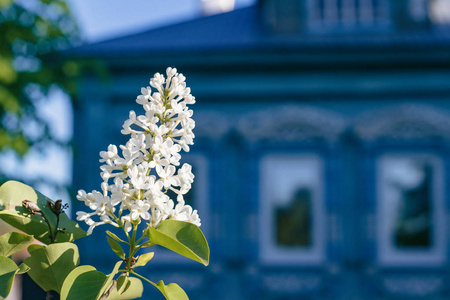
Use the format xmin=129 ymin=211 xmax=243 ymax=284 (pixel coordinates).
xmin=70 ymin=1 xmax=450 ymax=299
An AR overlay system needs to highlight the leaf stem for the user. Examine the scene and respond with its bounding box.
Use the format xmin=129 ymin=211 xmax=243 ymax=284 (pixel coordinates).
xmin=135 ymin=233 xmax=146 ymax=244
xmin=125 ymin=223 xmax=138 ymax=271
xmin=130 ymin=271 xmax=157 ymax=287
xmin=45 ymin=291 xmax=53 ymax=300
xmin=135 ymin=242 xmax=154 ymax=252
xmin=38 ymin=211 xmax=54 ymax=244
xmin=53 ymin=213 xmax=61 ymax=243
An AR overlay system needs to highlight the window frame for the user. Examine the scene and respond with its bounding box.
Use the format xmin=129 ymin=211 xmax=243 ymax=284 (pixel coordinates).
xmin=376 ymin=152 xmax=447 ymax=267
xmin=258 ymin=152 xmax=327 ymax=266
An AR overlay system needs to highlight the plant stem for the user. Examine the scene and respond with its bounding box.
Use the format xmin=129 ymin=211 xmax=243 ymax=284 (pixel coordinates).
xmin=125 ymin=223 xmax=138 ymax=271
xmin=53 ymin=213 xmax=61 ymax=243
xmin=39 ymin=212 xmax=54 ymax=244
xmin=135 ymin=242 xmax=154 ymax=253
xmin=45 ymin=291 xmax=53 ymax=300
xmin=135 ymin=232 xmax=146 ymax=244
xmin=130 ymin=271 xmax=157 ymax=288
xmin=99 ymin=279 xmax=117 ymax=300
xmin=114 ymin=216 xmax=131 ymax=243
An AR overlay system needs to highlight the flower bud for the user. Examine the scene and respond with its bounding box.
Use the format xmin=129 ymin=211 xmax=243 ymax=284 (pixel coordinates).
xmin=22 ymin=200 xmax=41 ymax=214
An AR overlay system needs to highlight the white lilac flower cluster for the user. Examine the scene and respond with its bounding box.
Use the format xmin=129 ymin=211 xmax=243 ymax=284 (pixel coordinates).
xmin=76 ymin=68 xmax=200 ymax=235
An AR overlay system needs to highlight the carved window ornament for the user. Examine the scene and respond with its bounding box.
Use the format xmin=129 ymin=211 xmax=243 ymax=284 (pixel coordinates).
xmin=192 ymin=110 xmax=232 ymax=140
xmin=376 ymin=153 xmax=446 ymax=266
xmin=237 ymin=105 xmax=347 ymax=144
xmin=259 ymin=153 xmax=326 ymax=265
xmin=354 ymin=104 xmax=450 ymax=143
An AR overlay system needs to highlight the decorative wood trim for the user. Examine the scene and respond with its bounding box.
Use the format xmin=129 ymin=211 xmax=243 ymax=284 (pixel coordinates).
xmin=237 ymin=105 xmax=347 ymax=143
xmin=354 ymin=104 xmax=450 ymax=142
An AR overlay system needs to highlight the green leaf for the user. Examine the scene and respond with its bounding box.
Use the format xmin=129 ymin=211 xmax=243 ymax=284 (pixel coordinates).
xmin=17 ymin=263 xmax=30 ymax=274
xmin=106 ymin=231 xmax=129 ymax=244
xmin=0 ymin=57 xmax=17 ymax=84
xmin=0 ymin=181 xmax=87 ymax=244
xmin=116 ymin=275 xmax=129 ymax=295
xmin=107 ymin=237 xmax=126 ymax=259
xmin=0 ymin=232 xmax=34 ymax=257
xmin=61 ymin=261 xmax=125 ymax=300
xmin=0 ymin=256 xmax=20 ymax=300
xmin=147 ymin=220 xmax=209 ymax=266
xmin=138 ymin=240 xmax=155 ymax=248
xmin=0 ymin=0 xmax=13 ymax=9
xmin=23 ymin=242 xmax=80 ymax=293
xmin=98 ymin=261 xmax=122 ymax=299
xmin=60 ymin=266 xmax=107 ymax=300
xmin=107 ymin=277 xmax=143 ymax=300
xmin=155 ymin=280 xmax=189 ymax=300
xmin=133 ymin=252 xmax=154 ymax=268
xmin=27 ymin=244 xmax=43 ymax=253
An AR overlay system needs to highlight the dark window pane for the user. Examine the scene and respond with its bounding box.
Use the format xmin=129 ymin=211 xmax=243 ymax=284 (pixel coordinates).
xmin=394 ymin=164 xmax=432 ymax=248
xmin=275 ymin=187 xmax=312 ymax=247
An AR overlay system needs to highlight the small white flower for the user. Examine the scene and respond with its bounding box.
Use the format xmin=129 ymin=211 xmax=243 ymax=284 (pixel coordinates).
xmin=128 ymin=133 xmax=146 ymax=155
xmin=157 ymin=165 xmax=180 ymax=189
xmin=99 ymin=144 xmax=118 ymax=166
xmin=76 ymin=211 xmax=92 ymax=221
xmin=136 ymin=87 xmax=151 ymax=105
xmin=130 ymin=200 xmax=151 ymax=221
xmin=121 ymin=215 xmax=133 ymax=232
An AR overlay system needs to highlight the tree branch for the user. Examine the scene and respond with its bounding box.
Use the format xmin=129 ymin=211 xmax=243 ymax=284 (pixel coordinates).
xmin=99 ymin=280 xmax=117 ymax=300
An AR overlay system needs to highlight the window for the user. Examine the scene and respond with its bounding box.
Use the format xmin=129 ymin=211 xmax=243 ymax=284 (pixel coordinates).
xmin=307 ymin=0 xmax=391 ymax=31
xmin=259 ymin=154 xmax=326 ymax=265
xmin=376 ymin=153 xmax=446 ymax=266
xmin=430 ymin=0 xmax=450 ymax=24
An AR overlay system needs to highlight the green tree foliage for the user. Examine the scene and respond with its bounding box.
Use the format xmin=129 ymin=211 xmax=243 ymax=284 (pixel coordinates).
xmin=0 ymin=0 xmax=81 ymax=157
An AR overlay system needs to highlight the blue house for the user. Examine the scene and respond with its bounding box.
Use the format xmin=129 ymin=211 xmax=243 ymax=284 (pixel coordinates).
xmin=71 ymin=0 xmax=450 ymax=299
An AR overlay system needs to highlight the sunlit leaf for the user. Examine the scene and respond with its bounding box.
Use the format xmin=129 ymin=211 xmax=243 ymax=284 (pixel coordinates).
xmin=115 ymin=275 xmax=129 ymax=295
xmin=155 ymin=280 xmax=189 ymax=300
xmin=23 ymin=242 xmax=79 ymax=293
xmin=107 ymin=237 xmax=125 ymax=259
xmin=133 ymin=252 xmax=154 ymax=268
xmin=147 ymin=220 xmax=209 ymax=266
xmin=138 ymin=240 xmax=155 ymax=248
xmin=61 ymin=261 xmax=124 ymax=300
xmin=0 ymin=86 xmax=20 ymax=113
xmin=0 ymin=232 xmax=34 ymax=257
xmin=60 ymin=266 xmax=107 ymax=300
xmin=17 ymin=262 xmax=30 ymax=274
xmin=106 ymin=231 xmax=128 ymax=245
xmin=107 ymin=277 xmax=142 ymax=300
xmin=0 ymin=256 xmax=20 ymax=300
xmin=27 ymin=244 xmax=43 ymax=253
xmin=0 ymin=0 xmax=13 ymax=9
xmin=98 ymin=261 xmax=122 ymax=299
xmin=0 ymin=57 xmax=17 ymax=84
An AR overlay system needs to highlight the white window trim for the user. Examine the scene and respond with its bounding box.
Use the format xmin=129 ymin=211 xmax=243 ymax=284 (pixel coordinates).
xmin=258 ymin=153 xmax=326 ymax=266
xmin=376 ymin=153 xmax=447 ymax=267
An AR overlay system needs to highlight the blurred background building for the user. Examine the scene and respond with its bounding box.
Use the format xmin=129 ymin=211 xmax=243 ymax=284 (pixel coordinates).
xmin=4 ymin=0 xmax=450 ymax=299
xmin=68 ymin=0 xmax=450 ymax=299
xmin=67 ymin=0 xmax=450 ymax=299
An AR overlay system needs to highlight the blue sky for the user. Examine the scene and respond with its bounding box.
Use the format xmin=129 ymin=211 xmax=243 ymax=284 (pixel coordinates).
xmin=69 ymin=0 xmax=256 ymax=42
